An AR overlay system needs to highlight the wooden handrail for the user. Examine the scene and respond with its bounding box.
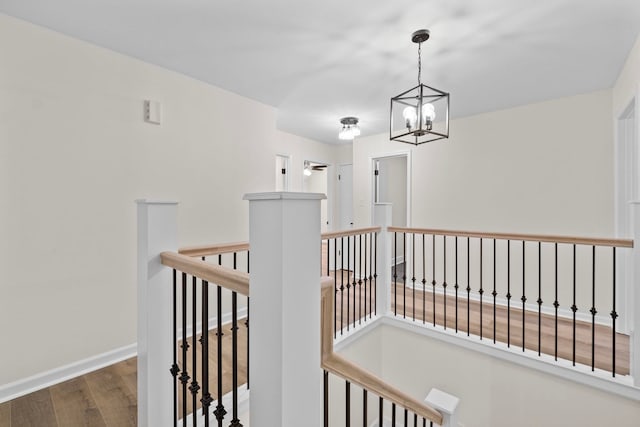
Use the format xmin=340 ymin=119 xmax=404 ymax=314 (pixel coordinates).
xmin=321 ymin=226 xmax=381 ymax=240
xmin=178 ymin=241 xmax=250 ymax=257
xmin=388 ymin=226 xmax=634 ymax=248
xmin=178 ymin=227 xmax=382 ymax=258
xmin=320 ymin=278 xmax=443 ymax=425
xmin=161 ymin=252 xmax=250 ymax=296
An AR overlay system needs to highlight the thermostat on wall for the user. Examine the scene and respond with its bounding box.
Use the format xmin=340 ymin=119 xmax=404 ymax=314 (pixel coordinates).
xmin=144 ymin=100 xmax=162 ymax=125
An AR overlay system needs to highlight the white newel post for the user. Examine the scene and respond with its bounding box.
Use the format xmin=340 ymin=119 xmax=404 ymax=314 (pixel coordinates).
xmin=631 ymin=202 xmax=640 ymax=386
xmin=136 ymin=200 xmax=177 ymax=427
xmin=374 ymin=203 xmax=392 ymax=316
xmin=425 ymin=389 xmax=460 ymax=427
xmin=244 ymin=192 xmax=326 ymax=427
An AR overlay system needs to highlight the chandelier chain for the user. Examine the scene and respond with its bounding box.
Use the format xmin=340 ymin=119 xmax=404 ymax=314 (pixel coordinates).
xmin=417 ymin=42 xmax=422 ymax=86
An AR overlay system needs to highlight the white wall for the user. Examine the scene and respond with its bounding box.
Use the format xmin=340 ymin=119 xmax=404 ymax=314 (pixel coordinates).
xmin=354 ymin=90 xmax=614 ymax=237
xmin=0 ymin=13 xmax=343 ymax=386
xmin=340 ymin=324 xmax=640 ymax=427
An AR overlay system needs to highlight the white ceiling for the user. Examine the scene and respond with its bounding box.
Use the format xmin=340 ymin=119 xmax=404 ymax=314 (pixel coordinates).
xmin=2 ymin=0 xmax=639 ymax=144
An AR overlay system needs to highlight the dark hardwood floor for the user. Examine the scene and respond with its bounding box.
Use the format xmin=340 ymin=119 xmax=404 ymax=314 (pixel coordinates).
xmin=0 ymin=321 xmax=247 ymax=427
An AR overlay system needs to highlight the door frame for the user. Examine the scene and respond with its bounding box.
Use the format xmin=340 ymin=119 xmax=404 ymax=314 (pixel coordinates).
xmin=370 ymin=151 xmax=412 ymax=228
xmin=275 ymin=153 xmax=291 ymax=191
xmin=370 ymin=151 xmax=412 ymax=274
xmin=614 ymin=87 xmax=639 ymax=333
xmin=302 ymin=158 xmax=332 ymax=230
xmin=337 ymin=163 xmax=353 ymax=230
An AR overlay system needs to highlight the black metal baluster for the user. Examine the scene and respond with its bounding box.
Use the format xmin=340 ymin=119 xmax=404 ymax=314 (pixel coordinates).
xmin=537 ymin=242 xmax=542 ymax=357
xmin=467 ymin=237 xmax=471 ymax=337
xmin=373 ymin=232 xmax=377 ymax=316
xmin=326 ymin=238 xmax=329 ymax=279
xmin=359 ymin=234 xmax=363 ymax=324
xmin=379 ymin=397 xmax=383 ymax=427
xmin=394 ymin=232 xmax=398 ymax=316
xmin=341 ymin=237 xmax=345 ymax=334
xmin=522 ymin=240 xmax=526 ymax=352
xmin=443 ymin=236 xmax=447 ymax=329
xmin=422 ymin=234 xmax=426 ymax=324
xmin=358 ymin=234 xmax=367 ymax=324
xmin=230 ymin=292 xmax=241 ymax=427
xmin=334 ymin=238 xmax=338 ymax=338
xmin=479 ymin=238 xmax=483 ymax=340
xmin=403 ymin=232 xmax=407 ymax=319
xmin=507 ymin=240 xmax=511 ymax=347
xmin=171 ymin=270 xmax=178 ymax=427
xmin=191 ymin=277 xmax=199 ymax=426
xmin=612 ymin=248 xmax=618 ymax=377
xmin=347 ymin=236 xmax=351 ymax=331
xmin=201 ymin=277 xmax=211 ymax=426
xmin=554 ymin=243 xmax=558 ymax=361
xmin=455 ymin=236 xmax=459 ymax=333
xmin=591 ymin=245 xmax=597 ymax=371
xmin=392 ymin=403 xmax=396 ymax=427
xmin=432 ymin=234 xmax=436 ymax=327
xmin=365 ymin=233 xmax=376 ymax=319
xmin=345 ymin=381 xmax=351 ymax=427
xmin=323 ymin=371 xmax=329 ymax=427
xmin=180 ymin=273 xmax=189 ymax=426
xmin=572 ymin=244 xmax=577 ymax=366
xmin=414 ymin=413 xmax=418 ymax=427
xmin=412 ymin=233 xmax=416 ymax=321
xmin=214 ymin=285 xmax=226 ymax=427
xmin=362 ymin=389 xmax=367 ymax=427
xmin=404 ymin=408 xmax=408 ymax=427
xmin=493 ymin=240 xmax=497 ymax=344
xmin=352 ymin=236 xmax=357 ymax=328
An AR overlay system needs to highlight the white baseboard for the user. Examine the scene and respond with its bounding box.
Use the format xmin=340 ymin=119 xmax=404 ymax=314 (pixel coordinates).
xmin=0 ymin=343 xmax=136 ymax=404
xmin=0 ymin=308 xmax=248 ymax=404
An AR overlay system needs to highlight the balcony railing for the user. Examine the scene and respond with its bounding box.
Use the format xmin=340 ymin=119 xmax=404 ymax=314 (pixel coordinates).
xmin=387 ymin=226 xmax=633 ymax=377
xmin=137 ymin=196 xmax=640 ymax=427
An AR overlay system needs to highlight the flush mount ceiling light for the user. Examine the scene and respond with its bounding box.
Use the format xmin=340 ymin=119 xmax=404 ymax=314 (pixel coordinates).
xmin=303 ymin=161 xmax=312 ymax=176
xmin=390 ymin=29 xmax=449 ymax=145
xmin=338 ymin=116 xmax=361 ymax=141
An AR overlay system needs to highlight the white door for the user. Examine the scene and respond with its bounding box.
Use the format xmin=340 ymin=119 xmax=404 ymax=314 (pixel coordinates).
xmin=338 ymin=164 xmax=353 ymax=229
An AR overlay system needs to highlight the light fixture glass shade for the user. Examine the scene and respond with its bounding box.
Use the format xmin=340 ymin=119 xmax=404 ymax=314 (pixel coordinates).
xmin=303 ymin=167 xmax=312 ymax=176
xmin=338 ymin=117 xmax=360 ymax=141
xmin=390 ymin=83 xmax=449 ymax=145
xmin=338 ymin=127 xmax=353 ymax=140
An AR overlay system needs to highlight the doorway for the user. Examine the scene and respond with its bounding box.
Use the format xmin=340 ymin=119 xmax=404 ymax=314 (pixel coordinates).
xmin=303 ymin=160 xmax=330 ymax=232
xmin=373 ymin=155 xmax=409 ymax=228
xmin=373 ymin=154 xmax=410 ymax=271
xmin=275 ymin=154 xmax=290 ymax=191
xmin=616 ymin=97 xmax=637 ymax=333
xmin=338 ymin=164 xmax=353 ymax=230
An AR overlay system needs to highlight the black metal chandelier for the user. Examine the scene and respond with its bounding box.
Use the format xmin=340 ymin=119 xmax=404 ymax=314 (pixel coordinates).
xmin=390 ymin=29 xmax=450 ymax=145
